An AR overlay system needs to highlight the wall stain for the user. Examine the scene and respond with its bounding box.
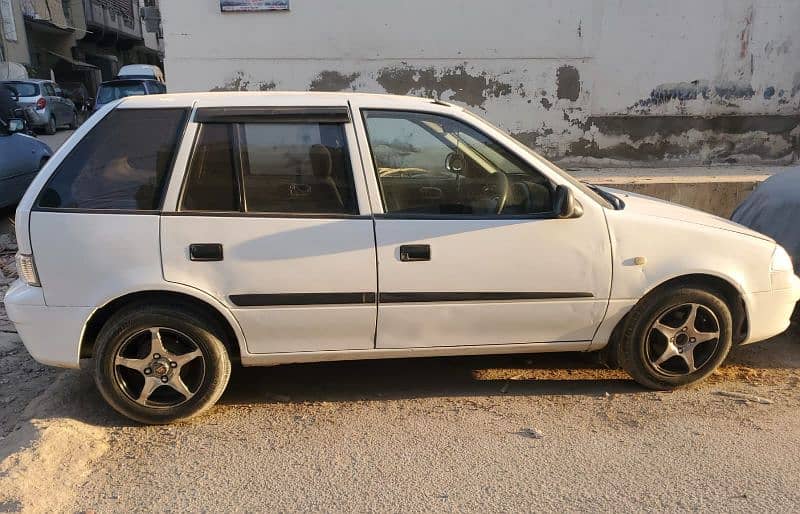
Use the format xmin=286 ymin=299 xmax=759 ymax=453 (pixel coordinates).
xmin=540 ymin=97 xmax=552 ymax=110
xmin=376 ymin=64 xmax=516 ymax=108
xmin=556 ymin=65 xmax=580 ymax=101
xmin=259 ymin=81 xmax=277 ymax=91
xmin=211 ymin=71 xmax=251 ymax=91
xmin=309 ymin=71 xmax=360 ymax=92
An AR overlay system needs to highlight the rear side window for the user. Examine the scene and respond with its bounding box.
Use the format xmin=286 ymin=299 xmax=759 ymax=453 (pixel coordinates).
xmin=5 ymin=82 xmax=39 ymax=96
xmin=38 ymin=108 xmax=187 ymax=210
xmin=181 ymin=121 xmax=357 ymax=215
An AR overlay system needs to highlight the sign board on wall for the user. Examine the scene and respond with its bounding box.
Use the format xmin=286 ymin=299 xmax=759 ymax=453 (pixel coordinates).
xmin=221 ymin=0 xmax=289 ymax=12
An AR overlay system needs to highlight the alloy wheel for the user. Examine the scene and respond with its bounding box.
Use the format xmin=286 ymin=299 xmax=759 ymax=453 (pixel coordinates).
xmin=113 ymin=327 xmax=206 ymax=408
xmin=645 ymin=303 xmax=721 ymax=376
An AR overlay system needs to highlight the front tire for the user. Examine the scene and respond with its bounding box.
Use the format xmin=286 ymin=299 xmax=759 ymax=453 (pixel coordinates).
xmin=93 ymin=305 xmax=232 ymax=424
xmin=618 ymin=286 xmax=733 ymax=390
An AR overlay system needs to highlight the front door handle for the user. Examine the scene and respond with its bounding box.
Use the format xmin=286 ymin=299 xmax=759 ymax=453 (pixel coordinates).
xmin=399 ymin=244 xmax=431 ymax=262
xmin=190 ymin=243 xmax=223 ymax=262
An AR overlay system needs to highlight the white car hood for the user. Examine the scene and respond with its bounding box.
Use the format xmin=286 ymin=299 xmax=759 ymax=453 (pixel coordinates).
xmin=603 ymin=188 xmax=773 ymax=242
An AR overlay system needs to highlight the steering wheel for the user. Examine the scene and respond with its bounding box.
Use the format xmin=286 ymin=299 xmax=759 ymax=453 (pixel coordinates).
xmin=493 ymin=172 xmax=510 ymax=214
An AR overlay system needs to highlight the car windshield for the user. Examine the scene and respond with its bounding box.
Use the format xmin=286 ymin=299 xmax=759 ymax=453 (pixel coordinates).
xmin=97 ymin=83 xmax=147 ymax=104
xmin=4 ymin=82 xmax=39 ymax=97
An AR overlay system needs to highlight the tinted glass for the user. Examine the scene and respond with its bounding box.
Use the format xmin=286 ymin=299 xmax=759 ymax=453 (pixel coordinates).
xmin=241 ymin=123 xmax=357 ymax=214
xmin=363 ymin=110 xmax=553 ymax=216
xmin=5 ymin=82 xmax=39 ymax=96
xmin=38 ymin=108 xmax=187 ymax=210
xmin=43 ymin=83 xmax=56 ymax=96
xmin=97 ymin=83 xmax=147 ymax=104
xmin=181 ymin=124 xmax=239 ymax=212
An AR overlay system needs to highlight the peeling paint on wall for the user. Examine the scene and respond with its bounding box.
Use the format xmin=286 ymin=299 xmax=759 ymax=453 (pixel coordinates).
xmin=376 ymin=64 xmax=516 ymax=108
xmin=556 ymin=66 xmax=580 ymax=101
xmin=309 ymin=71 xmax=360 ymax=91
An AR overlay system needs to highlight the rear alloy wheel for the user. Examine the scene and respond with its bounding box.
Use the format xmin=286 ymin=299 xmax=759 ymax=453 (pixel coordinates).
xmin=94 ymin=305 xmax=231 ymax=424
xmin=618 ymin=287 xmax=733 ymax=390
xmin=45 ymin=115 xmax=57 ymax=135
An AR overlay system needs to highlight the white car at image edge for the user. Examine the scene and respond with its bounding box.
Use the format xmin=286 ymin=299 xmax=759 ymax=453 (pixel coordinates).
xmin=5 ymin=92 xmax=800 ymax=424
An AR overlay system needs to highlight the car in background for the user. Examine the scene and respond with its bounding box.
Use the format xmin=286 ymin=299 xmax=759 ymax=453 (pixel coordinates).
xmin=93 ymin=79 xmax=166 ymax=113
xmin=0 ymin=79 xmax=78 ymax=135
xmin=0 ymin=118 xmax=52 ymax=208
xmin=117 ymin=64 xmax=165 ymax=83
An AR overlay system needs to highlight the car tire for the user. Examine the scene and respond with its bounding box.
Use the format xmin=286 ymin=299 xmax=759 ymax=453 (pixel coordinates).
xmin=44 ymin=115 xmax=57 ymax=135
xmin=93 ymin=304 xmax=232 ymax=425
xmin=68 ymin=111 xmax=78 ymax=129
xmin=618 ymin=286 xmax=733 ymax=390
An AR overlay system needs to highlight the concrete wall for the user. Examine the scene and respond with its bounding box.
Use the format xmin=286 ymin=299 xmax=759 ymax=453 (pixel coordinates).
xmin=161 ymin=0 xmax=800 ymax=166
xmin=0 ymin=0 xmax=31 ymax=65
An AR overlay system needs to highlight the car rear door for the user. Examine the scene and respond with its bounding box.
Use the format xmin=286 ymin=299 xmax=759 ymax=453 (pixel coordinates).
xmin=160 ymin=102 xmax=378 ymax=355
xmin=351 ymin=99 xmax=613 ymax=349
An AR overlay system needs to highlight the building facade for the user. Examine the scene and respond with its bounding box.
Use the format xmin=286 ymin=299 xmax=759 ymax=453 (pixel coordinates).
xmin=161 ymin=0 xmax=800 ymax=165
xmin=0 ymin=0 xmax=164 ymax=96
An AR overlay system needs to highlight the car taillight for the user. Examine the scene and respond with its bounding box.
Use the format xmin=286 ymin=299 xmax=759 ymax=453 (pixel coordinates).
xmin=36 ymin=97 xmax=47 ymax=110
xmin=15 ymin=253 xmax=41 ymax=287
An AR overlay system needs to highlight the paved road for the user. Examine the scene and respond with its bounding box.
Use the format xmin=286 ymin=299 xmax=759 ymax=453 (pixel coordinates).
xmin=39 ymin=129 xmax=74 ymax=152
xmin=2 ymin=328 xmax=797 ymax=512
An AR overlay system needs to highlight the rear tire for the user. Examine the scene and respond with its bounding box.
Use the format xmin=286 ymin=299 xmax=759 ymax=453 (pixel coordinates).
xmin=618 ymin=286 xmax=733 ymax=390
xmin=68 ymin=110 xmax=78 ymax=129
xmin=93 ymin=304 xmax=232 ymax=424
xmin=44 ymin=115 xmax=57 ymax=135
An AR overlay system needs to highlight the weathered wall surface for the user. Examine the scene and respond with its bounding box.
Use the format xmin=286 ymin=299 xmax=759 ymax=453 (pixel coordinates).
xmin=161 ymin=0 xmax=800 ymax=166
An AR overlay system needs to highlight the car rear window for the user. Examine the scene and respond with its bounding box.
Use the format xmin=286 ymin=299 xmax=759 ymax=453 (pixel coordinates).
xmin=5 ymin=82 xmax=39 ymax=96
xmin=37 ymin=108 xmax=188 ymax=211
xmin=97 ymin=83 xmax=147 ymax=104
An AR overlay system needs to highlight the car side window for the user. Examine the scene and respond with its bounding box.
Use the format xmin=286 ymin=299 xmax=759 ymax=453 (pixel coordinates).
xmin=181 ymin=124 xmax=239 ymax=212
xmin=362 ymin=110 xmax=553 ymax=216
xmin=43 ymin=83 xmax=55 ymax=96
xmin=181 ymin=121 xmax=358 ymax=215
xmin=37 ymin=108 xmax=188 ymax=210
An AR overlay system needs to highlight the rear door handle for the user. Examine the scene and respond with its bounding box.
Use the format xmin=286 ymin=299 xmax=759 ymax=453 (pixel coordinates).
xmin=399 ymin=244 xmax=431 ymax=262
xmin=190 ymin=243 xmax=223 ymax=261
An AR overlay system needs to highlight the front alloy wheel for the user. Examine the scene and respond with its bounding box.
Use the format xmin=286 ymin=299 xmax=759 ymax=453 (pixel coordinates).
xmin=619 ymin=286 xmax=733 ymax=390
xmin=645 ymin=303 xmax=721 ymax=376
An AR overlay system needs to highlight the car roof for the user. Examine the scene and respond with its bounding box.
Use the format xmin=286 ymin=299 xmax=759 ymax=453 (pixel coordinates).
xmin=116 ymin=91 xmax=454 ymax=110
xmin=1 ymin=79 xmax=50 ymax=84
xmin=100 ymin=78 xmax=158 ymax=86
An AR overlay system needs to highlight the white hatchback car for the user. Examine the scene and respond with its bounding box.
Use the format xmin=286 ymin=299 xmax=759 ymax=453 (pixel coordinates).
xmin=6 ymin=92 xmax=800 ymax=424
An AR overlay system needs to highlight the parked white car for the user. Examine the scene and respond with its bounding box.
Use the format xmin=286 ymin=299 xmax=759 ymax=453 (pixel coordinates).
xmin=5 ymin=92 xmax=799 ymax=424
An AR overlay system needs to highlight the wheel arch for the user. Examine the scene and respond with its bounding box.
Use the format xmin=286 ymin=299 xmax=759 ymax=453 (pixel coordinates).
xmin=606 ymin=272 xmax=749 ymax=353
xmin=80 ymin=289 xmax=245 ymax=361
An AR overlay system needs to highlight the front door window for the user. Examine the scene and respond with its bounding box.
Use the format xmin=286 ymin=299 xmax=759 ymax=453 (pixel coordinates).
xmin=362 ymin=110 xmax=553 ymax=216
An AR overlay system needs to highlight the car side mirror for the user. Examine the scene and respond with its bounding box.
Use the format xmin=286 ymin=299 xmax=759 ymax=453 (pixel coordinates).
xmin=553 ymin=185 xmax=583 ymax=219
xmin=7 ymin=118 xmax=25 ymax=134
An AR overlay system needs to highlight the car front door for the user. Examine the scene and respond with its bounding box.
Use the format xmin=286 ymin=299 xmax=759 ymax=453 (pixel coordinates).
xmin=161 ymin=105 xmax=378 ymax=355
xmin=352 ymin=104 xmax=613 ymax=349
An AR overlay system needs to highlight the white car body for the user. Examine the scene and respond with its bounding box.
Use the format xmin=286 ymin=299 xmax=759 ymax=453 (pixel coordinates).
xmin=6 ymin=92 xmax=800 ymax=370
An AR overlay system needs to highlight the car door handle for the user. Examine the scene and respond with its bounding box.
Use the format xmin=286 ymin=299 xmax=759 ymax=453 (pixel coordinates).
xmin=399 ymin=244 xmax=431 ymax=262
xmin=189 ymin=243 xmax=223 ymax=262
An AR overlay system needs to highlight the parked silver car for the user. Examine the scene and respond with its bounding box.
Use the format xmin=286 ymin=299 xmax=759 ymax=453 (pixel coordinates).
xmin=0 ymin=118 xmax=52 ymax=208
xmin=0 ymin=79 xmax=78 ymax=135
